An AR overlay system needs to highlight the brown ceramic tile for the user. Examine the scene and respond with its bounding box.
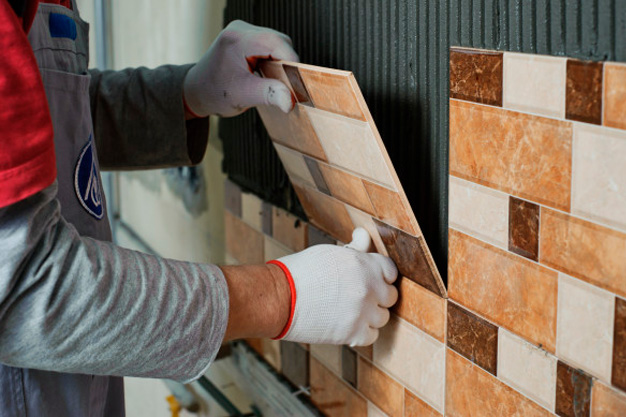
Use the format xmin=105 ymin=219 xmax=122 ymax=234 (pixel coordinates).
xmin=405 ymin=389 xmax=442 ymax=417
xmin=352 ymin=345 xmax=373 ymax=361
xmin=280 ymin=341 xmax=309 ymax=388
xmin=357 ymin=357 xmax=404 ymax=417
xmin=446 ymin=349 xmax=552 ymax=417
xmin=393 ymin=277 xmax=446 ymax=342
xmin=292 ymin=182 xmax=354 ymax=244
xmin=447 ymin=301 xmax=498 ymax=375
xmin=245 ymin=338 xmax=264 ymax=356
xmin=341 ymin=346 xmax=357 ymax=387
xmin=612 ymin=297 xmax=626 ymax=392
xmin=310 ymin=357 xmax=367 ymax=417
xmin=450 ymin=99 xmax=573 ymax=211
xmin=224 ymin=179 xmax=242 ymax=217
xmin=298 ymin=67 xmax=366 ymax=120
xmin=364 ymin=181 xmax=418 ymax=235
xmin=307 ymin=224 xmax=336 ymax=247
xmin=303 ymin=156 xmax=330 ymax=195
xmin=261 ymin=201 xmax=273 ymax=236
xmin=603 ymin=63 xmax=626 ymax=131
xmin=450 ymin=48 xmax=503 ymax=106
xmin=283 ymin=64 xmax=313 ymax=104
xmin=555 ymin=360 xmax=592 ymax=417
xmin=374 ymin=218 xmax=445 ymax=297
xmin=224 ymin=211 xmax=264 ymax=264
xmin=508 ymin=196 xmax=540 ymax=261
xmin=592 ymin=380 xmax=626 ymax=417
xmin=317 ymin=163 xmax=375 ymax=215
xmin=566 ymin=59 xmax=603 ymax=125
xmin=449 ymin=229 xmax=558 ymax=352
xmin=540 ymin=208 xmax=626 ymax=298
xmin=271 ymin=207 xmax=307 ymax=252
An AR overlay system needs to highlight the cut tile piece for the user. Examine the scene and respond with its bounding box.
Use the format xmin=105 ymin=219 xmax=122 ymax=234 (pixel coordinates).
xmin=357 ymin=357 xmax=404 ymax=417
xmin=305 ymin=106 xmax=395 ymax=189
xmin=280 ymin=341 xmax=309 ymax=388
xmin=317 ymin=163 xmax=375 ymax=215
xmin=345 ymin=206 xmax=388 ymax=255
xmin=404 ymin=390 xmax=442 ymax=417
xmin=261 ymin=201 xmax=273 ymax=236
xmin=310 ymin=344 xmax=342 ymax=375
xmin=446 ymin=302 xmax=498 ymax=375
xmin=224 ymin=211 xmax=264 ymax=264
xmin=375 ymin=219 xmax=445 ymax=297
xmin=566 ymin=59 xmax=603 ymax=124
xmin=256 ymin=104 xmax=327 ymax=161
xmin=592 ymin=380 xmax=626 ymax=417
xmin=262 ymin=339 xmax=281 ymax=371
xmin=555 ymin=361 xmax=592 ymax=417
xmin=508 ymin=196 xmax=540 ymax=261
xmin=224 ymin=179 xmax=242 ymax=217
xmin=273 ymin=142 xmax=317 ymax=188
xmin=298 ymin=67 xmax=366 ymax=120
xmin=446 ymin=349 xmax=552 ymax=417
xmin=374 ymin=317 xmax=446 ymax=413
xmin=450 ymin=99 xmax=572 ymax=211
xmin=342 ymin=346 xmax=357 ymax=387
xmin=271 ymin=207 xmax=307 ymax=252
xmin=303 ymin=156 xmax=330 ymax=195
xmin=241 ymin=192 xmax=263 ymax=231
xmin=293 ymin=182 xmax=354 ymax=244
xmin=449 ymin=48 xmax=503 ymax=106
xmin=449 ymin=176 xmax=509 ymax=249
xmin=540 ymin=208 xmax=626 ymax=298
xmin=604 ymin=63 xmax=626 ymax=130
xmin=498 ymin=328 xmax=557 ymax=411
xmin=283 ymin=64 xmax=312 ymax=104
xmin=363 ymin=181 xmax=417 ymax=235
xmin=310 ymin=357 xmax=367 ymax=417
xmin=393 ymin=277 xmax=446 ymax=343
xmin=307 ymin=224 xmax=336 ymax=247
xmin=503 ymin=52 xmax=566 ymax=118
xmin=572 ymin=124 xmax=626 ymax=232
xmin=613 ymin=297 xmax=626 ymax=391
xmin=557 ymin=274 xmax=615 ymax=382
xmin=263 ymin=236 xmax=292 ymax=261
xmin=449 ymin=229 xmax=558 ymax=352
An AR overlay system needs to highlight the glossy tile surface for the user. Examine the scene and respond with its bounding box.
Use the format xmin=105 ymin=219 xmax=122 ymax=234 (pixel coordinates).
xmin=393 ymin=278 xmax=446 ymax=342
xmin=508 ymin=197 xmax=540 ymax=261
xmin=298 ymin=67 xmax=366 ymax=120
xmin=555 ymin=360 xmax=592 ymax=417
xmin=280 ymin=341 xmax=309 ymax=388
xmin=449 ymin=48 xmax=503 ymax=106
xmin=449 ymin=229 xmax=558 ymax=352
xmin=310 ymin=357 xmax=367 ymax=417
xmin=450 ymin=99 xmax=572 ymax=211
xmin=273 ymin=142 xmax=317 ymax=188
xmin=310 ymin=344 xmax=342 ymax=375
xmin=566 ymin=59 xmax=603 ymax=124
xmin=592 ymin=381 xmax=626 ymax=417
xmin=307 ymin=224 xmax=336 ymax=247
xmin=364 ymin=181 xmax=417 ymax=235
xmin=540 ymin=208 xmax=626 ymax=298
xmin=603 ymin=63 xmax=626 ymax=130
xmin=272 ymin=207 xmax=307 ymax=252
xmin=263 ymin=236 xmax=292 ymax=261
xmin=342 ymin=346 xmax=357 ymax=387
xmin=241 ymin=192 xmax=263 ymax=231
xmin=613 ymin=297 xmax=626 ymax=391
xmin=404 ymin=389 xmax=442 ymax=417
xmin=224 ymin=211 xmax=264 ymax=264
xmin=283 ymin=64 xmax=312 ymax=104
xmin=447 ymin=301 xmax=498 ymax=375
xmin=375 ymin=219 xmax=445 ymax=297
xmin=357 ymin=357 xmax=404 ymax=417
xmin=262 ymin=339 xmax=281 ymax=371
xmin=317 ymin=163 xmax=375 ymax=215
xmin=304 ymin=156 xmax=330 ymax=195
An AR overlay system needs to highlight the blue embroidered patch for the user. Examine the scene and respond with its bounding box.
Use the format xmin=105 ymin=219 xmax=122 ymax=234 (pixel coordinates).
xmin=74 ymin=136 xmax=103 ymax=219
xmin=49 ymin=13 xmax=77 ymax=40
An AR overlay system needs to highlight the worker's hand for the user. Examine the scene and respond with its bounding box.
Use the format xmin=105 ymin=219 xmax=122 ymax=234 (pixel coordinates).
xmin=269 ymin=228 xmax=399 ymax=346
xmin=183 ymin=20 xmax=299 ymax=118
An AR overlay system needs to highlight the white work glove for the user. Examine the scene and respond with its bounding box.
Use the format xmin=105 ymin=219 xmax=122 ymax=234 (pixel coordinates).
xmin=183 ymin=20 xmax=299 ymax=118
xmin=268 ymin=228 xmax=399 ymax=346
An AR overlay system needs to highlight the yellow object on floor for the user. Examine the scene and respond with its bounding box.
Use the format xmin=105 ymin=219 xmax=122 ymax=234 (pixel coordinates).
xmin=166 ymin=395 xmax=181 ymax=417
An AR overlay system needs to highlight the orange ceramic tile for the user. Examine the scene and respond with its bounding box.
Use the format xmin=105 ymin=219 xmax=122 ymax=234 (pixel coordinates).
xmin=316 ymin=162 xmax=375 ymax=215
xmin=363 ymin=181 xmax=418 ymax=235
xmin=604 ymin=63 xmax=626 ymax=131
xmin=357 ymin=357 xmax=404 ymax=417
xmin=224 ymin=211 xmax=264 ymax=264
xmin=310 ymin=357 xmax=367 ymax=417
xmin=592 ymin=381 xmax=626 ymax=417
xmin=448 ymin=229 xmax=558 ymax=352
xmin=393 ymin=278 xmax=446 ymax=343
xmin=449 ymin=99 xmax=572 ymax=211
xmin=446 ymin=349 xmax=552 ymax=417
xmin=540 ymin=208 xmax=626 ymax=298
xmin=297 ymin=67 xmax=366 ymax=120
xmin=271 ymin=207 xmax=308 ymax=252
xmin=405 ymin=389 xmax=442 ymax=417
xmin=292 ymin=182 xmax=354 ymax=244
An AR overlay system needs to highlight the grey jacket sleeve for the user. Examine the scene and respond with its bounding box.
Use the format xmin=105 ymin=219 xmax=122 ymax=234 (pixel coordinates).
xmin=88 ymin=64 xmax=209 ymax=170
xmin=0 ymin=182 xmax=229 ymax=383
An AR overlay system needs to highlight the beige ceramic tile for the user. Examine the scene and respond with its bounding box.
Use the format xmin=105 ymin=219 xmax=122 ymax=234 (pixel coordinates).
xmin=273 ymin=142 xmax=317 ymax=188
xmin=241 ymin=192 xmax=263 ymax=231
xmin=310 ymin=357 xmax=367 ymax=417
xmin=603 ymin=63 xmax=626 ymax=130
xmin=449 ymin=175 xmax=509 ymax=248
xmin=498 ymin=328 xmax=557 ymax=411
xmin=367 ymin=402 xmax=390 ymax=417
xmin=357 ymin=357 xmax=404 ymax=417
xmin=310 ymin=344 xmax=342 ymax=376
xmin=572 ymin=123 xmax=626 ymax=232
xmin=305 ymin=106 xmax=396 ymax=189
xmin=263 ymin=236 xmax=293 ymax=262
xmin=317 ymin=162 xmax=375 ymax=215
xmin=262 ymin=339 xmax=281 ymax=372
xmin=556 ymin=273 xmax=615 ymax=382
xmin=271 ymin=206 xmax=307 ymax=252
xmin=393 ymin=278 xmax=446 ymax=343
xmin=224 ymin=211 xmax=264 ymax=264
xmin=503 ymin=52 xmax=567 ymax=118
xmin=363 ymin=180 xmax=418 ymax=235
xmin=345 ymin=206 xmax=388 ymax=256
xmin=373 ymin=317 xmax=445 ymax=413
xmin=592 ymin=380 xmax=626 ymax=417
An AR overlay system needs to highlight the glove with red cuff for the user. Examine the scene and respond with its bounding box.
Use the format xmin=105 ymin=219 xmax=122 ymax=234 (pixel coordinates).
xmin=268 ymin=228 xmax=399 ymax=346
